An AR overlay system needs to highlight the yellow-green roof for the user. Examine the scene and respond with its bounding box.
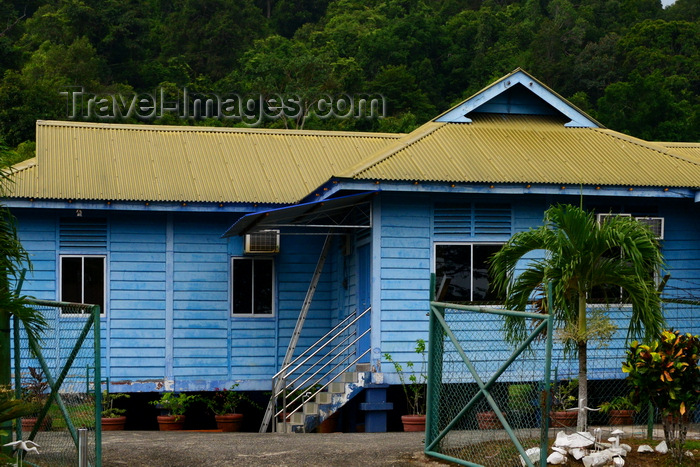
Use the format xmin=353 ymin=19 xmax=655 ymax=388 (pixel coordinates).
xmin=654 ymin=142 xmax=700 ymax=164
xmin=340 ymin=114 xmax=700 ymax=188
xmin=8 ymin=121 xmax=402 ymax=204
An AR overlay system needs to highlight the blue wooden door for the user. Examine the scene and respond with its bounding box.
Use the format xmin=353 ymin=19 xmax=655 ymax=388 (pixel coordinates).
xmin=357 ymin=243 xmax=371 ymax=363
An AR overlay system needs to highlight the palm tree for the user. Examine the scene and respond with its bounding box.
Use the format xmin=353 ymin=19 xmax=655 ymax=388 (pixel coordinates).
xmin=0 ymin=159 xmax=47 ymax=451
xmin=489 ymin=204 xmax=665 ymax=431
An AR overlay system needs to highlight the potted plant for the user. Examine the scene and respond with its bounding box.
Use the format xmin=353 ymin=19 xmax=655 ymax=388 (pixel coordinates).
xmin=21 ymin=367 xmax=52 ymax=432
xmin=101 ymin=389 xmax=130 ymax=431
xmin=599 ymin=395 xmax=637 ymax=426
xmin=203 ymin=384 xmax=260 ymax=432
xmin=623 ymin=330 xmax=700 ymax=462
xmin=549 ymin=379 xmax=578 ymax=427
xmin=150 ymin=392 xmax=196 ymax=431
xmin=384 ymin=339 xmax=427 ymax=432
xmin=476 ymin=408 xmax=504 ymax=430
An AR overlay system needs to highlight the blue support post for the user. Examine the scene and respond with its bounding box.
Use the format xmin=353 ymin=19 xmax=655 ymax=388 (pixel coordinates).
xmin=359 ymin=385 xmax=393 ymax=432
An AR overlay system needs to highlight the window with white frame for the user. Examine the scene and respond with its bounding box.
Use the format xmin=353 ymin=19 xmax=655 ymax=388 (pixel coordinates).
xmin=60 ymin=255 xmax=105 ymax=313
xmin=231 ymin=257 xmax=274 ymax=315
xmin=434 ymin=243 xmax=503 ymax=302
xmin=589 ymin=213 xmax=664 ymax=303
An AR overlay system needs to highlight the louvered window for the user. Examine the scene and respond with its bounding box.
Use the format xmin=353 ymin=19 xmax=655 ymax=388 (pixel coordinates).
xmin=434 ymin=203 xmax=511 ymax=236
xmin=475 ymin=204 xmax=511 ymax=235
xmin=434 ymin=204 xmax=472 ymax=235
xmin=59 ymin=218 xmax=108 ymax=249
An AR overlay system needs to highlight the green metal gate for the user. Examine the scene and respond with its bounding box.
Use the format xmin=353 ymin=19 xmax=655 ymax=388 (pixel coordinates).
xmin=425 ymin=283 xmax=553 ymax=467
xmin=13 ymin=299 xmax=101 ymax=467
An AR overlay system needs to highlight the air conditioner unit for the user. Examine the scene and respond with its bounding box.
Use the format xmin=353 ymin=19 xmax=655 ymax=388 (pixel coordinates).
xmin=244 ymin=230 xmax=280 ymax=254
xmin=635 ymin=217 xmax=664 ymax=239
xmin=596 ymin=213 xmax=631 ymax=225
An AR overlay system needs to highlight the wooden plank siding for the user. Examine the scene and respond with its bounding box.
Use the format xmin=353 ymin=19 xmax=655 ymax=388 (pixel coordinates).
xmin=377 ymin=194 xmax=432 ymax=375
xmin=376 ymin=194 xmax=700 ymax=385
xmin=110 ymin=212 xmax=167 ymax=382
xmin=10 ymin=193 xmax=700 ymax=392
xmin=13 ymin=209 xmax=345 ymax=392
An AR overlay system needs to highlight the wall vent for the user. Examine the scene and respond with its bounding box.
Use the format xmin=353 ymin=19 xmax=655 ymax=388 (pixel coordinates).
xmin=474 ymin=204 xmax=512 ymax=235
xmin=434 ymin=204 xmax=472 ymax=236
xmin=59 ymin=218 xmax=107 ymax=249
xmin=434 ymin=203 xmax=511 ymax=236
xmin=244 ymin=230 xmax=280 ymax=254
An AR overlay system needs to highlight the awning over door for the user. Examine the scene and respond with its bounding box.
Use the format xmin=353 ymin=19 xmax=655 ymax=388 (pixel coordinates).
xmin=222 ymin=192 xmax=376 ymax=237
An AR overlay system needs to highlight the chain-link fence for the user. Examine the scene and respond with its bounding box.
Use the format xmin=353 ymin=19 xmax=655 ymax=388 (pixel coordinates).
xmin=12 ymin=299 xmax=101 ymax=467
xmin=425 ymin=299 xmax=553 ymax=467
xmin=425 ymin=280 xmax=700 ymax=467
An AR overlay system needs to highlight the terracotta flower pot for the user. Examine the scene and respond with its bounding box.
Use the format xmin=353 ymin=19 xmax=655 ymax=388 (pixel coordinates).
xmin=215 ymin=414 xmax=243 ymax=432
xmin=157 ymin=415 xmax=186 ymax=431
xmin=401 ymin=414 xmax=426 ymax=432
xmin=608 ymin=410 xmax=635 ymax=426
xmin=21 ymin=416 xmax=52 ymax=432
xmin=102 ymin=416 xmax=127 ymax=431
xmin=550 ymin=411 xmax=577 ymax=427
xmin=476 ymin=411 xmax=504 ymax=430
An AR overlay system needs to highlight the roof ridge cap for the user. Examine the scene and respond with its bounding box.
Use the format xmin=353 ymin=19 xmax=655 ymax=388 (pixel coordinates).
xmin=595 ymin=128 xmax=700 ymax=167
xmin=36 ymin=120 xmax=403 ymax=139
xmin=336 ymin=122 xmax=444 ymax=178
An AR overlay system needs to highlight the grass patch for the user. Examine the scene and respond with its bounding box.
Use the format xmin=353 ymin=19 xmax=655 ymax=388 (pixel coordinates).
xmin=46 ymin=401 xmax=97 ymax=429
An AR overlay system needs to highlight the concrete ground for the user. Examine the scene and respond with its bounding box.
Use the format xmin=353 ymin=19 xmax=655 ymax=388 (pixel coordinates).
xmin=101 ymin=431 xmax=449 ymax=467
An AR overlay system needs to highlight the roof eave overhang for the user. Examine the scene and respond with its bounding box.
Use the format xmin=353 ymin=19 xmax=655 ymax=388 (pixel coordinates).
xmin=311 ymin=179 xmax=697 ymax=200
xmin=222 ymin=191 xmax=377 ymax=237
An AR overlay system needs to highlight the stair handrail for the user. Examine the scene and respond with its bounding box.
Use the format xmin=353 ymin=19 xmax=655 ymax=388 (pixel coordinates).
xmin=294 ymin=347 xmax=371 ymax=414
xmin=283 ymin=332 xmax=355 ymax=391
xmin=276 ymin=327 xmax=371 ymax=418
xmin=272 ymin=307 xmax=368 ymax=380
xmin=273 ymin=307 xmax=370 ymax=402
xmin=276 ymin=347 xmax=372 ymax=425
xmin=270 ymin=306 xmax=371 ymax=431
xmin=280 ymin=312 xmax=367 ymax=381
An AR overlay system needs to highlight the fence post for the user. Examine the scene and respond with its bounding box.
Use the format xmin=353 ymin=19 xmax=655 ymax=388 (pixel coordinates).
xmin=94 ymin=305 xmax=102 ymax=466
xmin=78 ymin=428 xmax=88 ymax=467
xmin=12 ymin=314 xmax=22 ymax=443
xmin=425 ymin=274 xmax=443 ymax=449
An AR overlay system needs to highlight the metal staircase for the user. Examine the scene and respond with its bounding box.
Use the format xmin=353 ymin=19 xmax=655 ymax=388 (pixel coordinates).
xmin=259 ymin=307 xmax=372 ymax=433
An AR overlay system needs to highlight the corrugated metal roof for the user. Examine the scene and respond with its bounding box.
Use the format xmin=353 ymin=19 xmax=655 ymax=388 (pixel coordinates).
xmin=342 ymin=114 xmax=700 ymax=188
xmin=8 ymin=121 xmax=402 ymax=204
xmin=654 ymin=142 xmax=700 ymax=164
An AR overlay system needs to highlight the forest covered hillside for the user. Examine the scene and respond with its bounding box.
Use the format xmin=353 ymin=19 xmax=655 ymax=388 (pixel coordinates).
xmin=0 ymin=0 xmax=698 ymax=165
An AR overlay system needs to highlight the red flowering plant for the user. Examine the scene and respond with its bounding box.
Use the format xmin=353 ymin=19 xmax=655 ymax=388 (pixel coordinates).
xmin=204 ymin=384 xmax=260 ymax=416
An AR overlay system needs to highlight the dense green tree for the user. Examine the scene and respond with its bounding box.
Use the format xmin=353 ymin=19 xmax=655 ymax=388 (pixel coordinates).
xmin=159 ymin=0 xmax=269 ymax=81
xmin=0 ymin=0 xmax=698 ymax=153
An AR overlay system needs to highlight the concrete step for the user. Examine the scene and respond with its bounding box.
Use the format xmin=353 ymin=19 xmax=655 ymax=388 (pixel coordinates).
xmin=290 ymin=411 xmax=305 ymax=425
xmin=276 ymin=421 xmax=304 ymax=433
xmin=303 ymin=402 xmax=318 ymax=415
xmin=329 ymin=382 xmax=346 ymax=393
xmin=316 ymin=392 xmax=332 ymax=404
xmin=339 ymin=372 xmax=357 ymax=383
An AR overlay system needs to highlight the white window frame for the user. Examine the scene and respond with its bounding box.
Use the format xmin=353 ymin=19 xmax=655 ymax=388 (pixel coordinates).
xmin=230 ymin=256 xmax=276 ymax=317
xmin=433 ymin=242 xmax=504 ymax=303
xmin=591 ymin=213 xmax=664 ymax=303
xmin=59 ymin=255 xmax=106 ymax=315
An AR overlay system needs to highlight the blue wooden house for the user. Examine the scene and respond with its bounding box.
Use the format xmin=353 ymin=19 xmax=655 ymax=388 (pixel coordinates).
xmin=5 ymin=69 xmax=700 ymax=430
